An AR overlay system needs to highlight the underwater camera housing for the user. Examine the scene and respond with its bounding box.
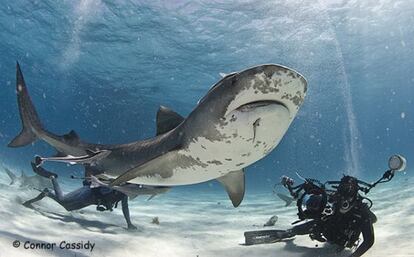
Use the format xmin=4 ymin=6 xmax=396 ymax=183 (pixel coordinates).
xmin=298 ymin=193 xmax=327 ymax=220
xmin=295 ymin=180 xmax=328 ymax=221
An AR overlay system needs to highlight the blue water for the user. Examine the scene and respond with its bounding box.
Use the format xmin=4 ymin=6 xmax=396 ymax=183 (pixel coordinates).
xmin=0 ymin=0 xmax=413 ymax=192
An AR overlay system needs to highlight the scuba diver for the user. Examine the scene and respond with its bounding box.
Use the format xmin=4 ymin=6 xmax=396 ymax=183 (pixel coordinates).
xmin=23 ymin=162 xmax=169 ymax=230
xmin=244 ymin=155 xmax=407 ymax=257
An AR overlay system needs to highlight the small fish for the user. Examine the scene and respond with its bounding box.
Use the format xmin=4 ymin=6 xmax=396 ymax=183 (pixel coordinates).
xmin=264 ymin=215 xmax=278 ymax=227
xmin=34 ymin=149 xmax=111 ymax=167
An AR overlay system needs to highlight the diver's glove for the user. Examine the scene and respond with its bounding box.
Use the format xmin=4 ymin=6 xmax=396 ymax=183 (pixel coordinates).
xmin=281 ymin=176 xmax=294 ymax=187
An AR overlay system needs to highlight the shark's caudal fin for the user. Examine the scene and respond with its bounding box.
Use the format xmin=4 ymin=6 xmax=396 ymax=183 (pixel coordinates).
xmin=4 ymin=167 xmax=17 ymax=185
xmin=276 ymin=193 xmax=294 ymax=207
xmin=8 ymin=62 xmax=44 ymax=147
xmin=156 ymin=106 xmax=185 ymax=136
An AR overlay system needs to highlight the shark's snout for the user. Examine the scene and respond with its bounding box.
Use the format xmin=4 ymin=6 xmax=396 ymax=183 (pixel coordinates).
xmin=250 ymin=64 xmax=307 ymax=116
xmin=224 ymin=64 xmax=307 ymax=120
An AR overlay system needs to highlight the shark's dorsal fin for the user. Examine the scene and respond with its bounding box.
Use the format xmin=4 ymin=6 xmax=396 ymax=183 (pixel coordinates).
xmin=53 ymin=151 xmax=66 ymax=157
xmin=63 ymin=130 xmax=80 ymax=144
xmin=21 ymin=170 xmax=27 ymax=178
xmin=217 ymin=169 xmax=245 ymax=207
xmin=219 ymin=72 xmax=236 ymax=78
xmin=156 ymin=106 xmax=185 ymax=136
xmin=85 ymin=149 xmax=95 ymax=155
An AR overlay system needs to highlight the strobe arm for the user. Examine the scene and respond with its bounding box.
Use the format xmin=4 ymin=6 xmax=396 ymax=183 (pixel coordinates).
xmin=281 ymin=176 xmax=304 ymax=199
xmin=368 ymin=169 xmax=395 ymax=191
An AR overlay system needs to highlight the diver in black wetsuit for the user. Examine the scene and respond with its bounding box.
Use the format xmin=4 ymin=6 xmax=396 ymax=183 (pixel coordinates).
xmin=278 ymin=176 xmax=375 ymax=257
xmin=23 ymin=163 xmax=137 ymax=230
xmin=244 ymin=155 xmax=407 ymax=257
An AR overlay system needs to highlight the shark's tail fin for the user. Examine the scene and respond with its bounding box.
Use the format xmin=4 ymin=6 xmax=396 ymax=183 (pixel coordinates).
xmin=276 ymin=193 xmax=294 ymax=207
xmin=8 ymin=62 xmax=44 ymax=147
xmin=4 ymin=167 xmax=17 ymax=185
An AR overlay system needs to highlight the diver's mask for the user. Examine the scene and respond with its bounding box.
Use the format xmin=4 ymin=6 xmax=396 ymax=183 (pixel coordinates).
xmin=336 ymin=176 xmax=359 ymax=214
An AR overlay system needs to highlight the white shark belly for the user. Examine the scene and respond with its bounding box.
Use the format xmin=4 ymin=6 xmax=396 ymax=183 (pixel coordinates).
xmin=128 ymin=104 xmax=291 ymax=186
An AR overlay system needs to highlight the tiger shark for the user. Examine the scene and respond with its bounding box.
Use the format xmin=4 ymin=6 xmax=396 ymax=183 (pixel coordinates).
xmin=9 ymin=63 xmax=307 ymax=207
xmin=3 ymin=166 xmax=52 ymax=189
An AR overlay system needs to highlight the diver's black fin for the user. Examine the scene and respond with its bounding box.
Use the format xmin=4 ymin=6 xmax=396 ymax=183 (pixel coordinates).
xmin=217 ymin=169 xmax=245 ymax=207
xmin=8 ymin=62 xmax=43 ymax=147
xmin=244 ymin=230 xmax=290 ymax=245
xmin=156 ymin=106 xmax=185 ymax=136
xmin=62 ymin=130 xmax=80 ymax=144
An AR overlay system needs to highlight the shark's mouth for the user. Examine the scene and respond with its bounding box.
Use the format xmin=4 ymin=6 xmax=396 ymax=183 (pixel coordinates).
xmin=235 ymin=100 xmax=288 ymax=113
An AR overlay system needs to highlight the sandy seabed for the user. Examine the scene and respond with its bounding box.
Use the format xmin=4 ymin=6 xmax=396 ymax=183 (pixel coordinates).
xmin=0 ymin=167 xmax=413 ymax=257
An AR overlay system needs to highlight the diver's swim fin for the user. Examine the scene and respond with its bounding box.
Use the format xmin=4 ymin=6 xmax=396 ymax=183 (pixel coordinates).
xmin=244 ymin=230 xmax=291 ymax=245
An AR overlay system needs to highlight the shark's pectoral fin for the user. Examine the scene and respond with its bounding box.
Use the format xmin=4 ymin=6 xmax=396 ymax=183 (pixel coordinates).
xmin=156 ymin=106 xmax=185 ymax=136
xmin=126 ymin=192 xmax=140 ymax=200
xmin=217 ymin=169 xmax=245 ymax=207
xmin=110 ymin=149 xmax=181 ymax=187
xmin=113 ymin=185 xmax=140 ymax=200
